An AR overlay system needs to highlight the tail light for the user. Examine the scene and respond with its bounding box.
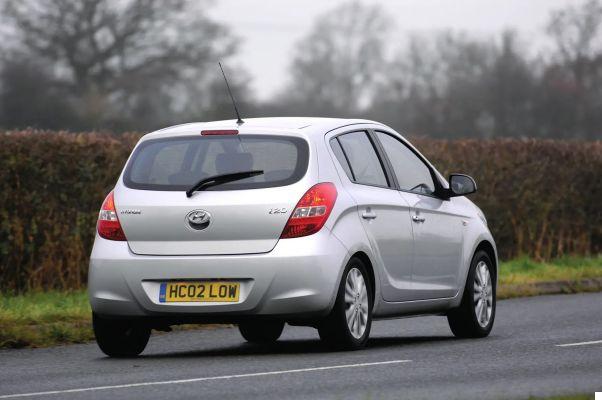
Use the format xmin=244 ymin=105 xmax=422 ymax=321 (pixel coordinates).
xmin=280 ymin=183 xmax=337 ymax=239
xmin=97 ymin=191 xmax=127 ymax=241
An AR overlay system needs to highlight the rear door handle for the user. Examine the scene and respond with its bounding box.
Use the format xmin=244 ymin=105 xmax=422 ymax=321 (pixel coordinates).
xmin=412 ymin=215 xmax=425 ymax=223
xmin=362 ymin=211 xmax=377 ymax=220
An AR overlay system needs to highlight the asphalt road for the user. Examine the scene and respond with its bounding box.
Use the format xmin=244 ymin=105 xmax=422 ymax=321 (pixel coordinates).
xmin=1 ymin=292 xmax=601 ymax=400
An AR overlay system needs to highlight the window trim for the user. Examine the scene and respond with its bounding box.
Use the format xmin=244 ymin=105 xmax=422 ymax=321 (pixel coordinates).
xmin=329 ymin=130 xmax=396 ymax=190
xmin=369 ymin=129 xmax=449 ymax=200
xmin=331 ymin=137 xmax=356 ymax=181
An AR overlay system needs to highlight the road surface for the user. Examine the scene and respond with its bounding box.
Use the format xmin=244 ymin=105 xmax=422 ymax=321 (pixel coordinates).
xmin=1 ymin=292 xmax=601 ymax=399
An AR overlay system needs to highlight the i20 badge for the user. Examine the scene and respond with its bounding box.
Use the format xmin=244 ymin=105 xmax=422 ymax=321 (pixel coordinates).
xmin=186 ymin=209 xmax=211 ymax=230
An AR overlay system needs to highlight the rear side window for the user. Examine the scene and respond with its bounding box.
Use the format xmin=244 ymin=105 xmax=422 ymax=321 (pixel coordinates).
xmin=124 ymin=135 xmax=309 ymax=191
xmin=332 ymin=131 xmax=388 ymax=187
xmin=330 ymin=138 xmax=354 ymax=180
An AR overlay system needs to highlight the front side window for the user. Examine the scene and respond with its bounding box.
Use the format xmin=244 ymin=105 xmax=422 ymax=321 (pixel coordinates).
xmin=333 ymin=131 xmax=388 ymax=187
xmin=124 ymin=135 xmax=309 ymax=191
xmin=375 ymin=131 xmax=435 ymax=195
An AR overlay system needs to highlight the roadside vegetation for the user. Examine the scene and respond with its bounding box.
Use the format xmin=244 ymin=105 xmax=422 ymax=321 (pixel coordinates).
xmin=1 ymin=256 xmax=600 ymax=349
xmin=498 ymin=256 xmax=602 ymax=299
xmin=2 ymin=132 xmax=600 ymax=293
xmin=0 ymin=291 xmax=91 ymax=349
xmin=499 ymin=255 xmax=602 ymax=284
xmin=526 ymin=394 xmax=594 ymax=400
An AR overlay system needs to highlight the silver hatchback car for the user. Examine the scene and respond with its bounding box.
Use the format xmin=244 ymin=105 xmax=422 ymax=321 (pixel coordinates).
xmin=89 ymin=117 xmax=497 ymax=357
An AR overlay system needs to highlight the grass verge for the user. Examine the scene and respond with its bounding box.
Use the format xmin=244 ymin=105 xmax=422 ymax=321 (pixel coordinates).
xmin=0 ymin=290 xmax=92 ymax=349
xmin=525 ymin=395 xmax=594 ymax=400
xmin=498 ymin=255 xmax=602 ymax=299
xmin=499 ymin=255 xmax=602 ymax=284
xmin=1 ymin=256 xmax=600 ymax=349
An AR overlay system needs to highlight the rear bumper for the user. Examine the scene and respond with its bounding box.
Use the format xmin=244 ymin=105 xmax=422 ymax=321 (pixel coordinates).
xmin=88 ymin=228 xmax=349 ymax=321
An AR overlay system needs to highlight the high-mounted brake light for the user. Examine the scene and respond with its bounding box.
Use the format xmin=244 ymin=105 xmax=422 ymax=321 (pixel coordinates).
xmin=97 ymin=191 xmax=127 ymax=241
xmin=280 ymin=183 xmax=337 ymax=239
xmin=201 ymin=129 xmax=238 ymax=136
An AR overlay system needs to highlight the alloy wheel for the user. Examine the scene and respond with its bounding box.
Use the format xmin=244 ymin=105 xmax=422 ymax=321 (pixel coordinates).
xmin=473 ymin=261 xmax=493 ymax=327
xmin=344 ymin=267 xmax=369 ymax=339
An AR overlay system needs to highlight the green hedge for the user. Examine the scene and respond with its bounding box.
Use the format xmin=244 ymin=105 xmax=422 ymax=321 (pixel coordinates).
xmin=0 ymin=131 xmax=139 ymax=291
xmin=0 ymin=130 xmax=600 ymax=291
xmin=414 ymin=137 xmax=601 ymax=262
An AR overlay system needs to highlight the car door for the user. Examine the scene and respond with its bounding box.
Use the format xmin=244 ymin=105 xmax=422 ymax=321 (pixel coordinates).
xmin=373 ymin=130 xmax=465 ymax=300
xmin=330 ymin=131 xmax=415 ymax=302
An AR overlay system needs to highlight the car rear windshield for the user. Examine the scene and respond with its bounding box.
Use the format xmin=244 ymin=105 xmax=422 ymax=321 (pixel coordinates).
xmin=123 ymin=134 xmax=309 ymax=191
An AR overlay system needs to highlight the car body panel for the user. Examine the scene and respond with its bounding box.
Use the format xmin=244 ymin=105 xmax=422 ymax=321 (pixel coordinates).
xmin=324 ymin=127 xmax=416 ymax=302
xmin=400 ymin=192 xmax=466 ymax=300
xmin=89 ymin=227 xmax=349 ymax=318
xmin=115 ymin=184 xmax=310 ymax=256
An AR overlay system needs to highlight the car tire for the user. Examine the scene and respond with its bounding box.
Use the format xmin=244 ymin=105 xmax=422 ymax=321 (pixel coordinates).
xmin=92 ymin=313 xmax=151 ymax=357
xmin=238 ymin=321 xmax=284 ymax=344
xmin=447 ymin=250 xmax=496 ymax=338
xmin=318 ymin=257 xmax=372 ymax=350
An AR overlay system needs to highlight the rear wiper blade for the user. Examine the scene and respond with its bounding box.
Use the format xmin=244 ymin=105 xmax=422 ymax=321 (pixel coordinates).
xmin=186 ymin=170 xmax=264 ymax=198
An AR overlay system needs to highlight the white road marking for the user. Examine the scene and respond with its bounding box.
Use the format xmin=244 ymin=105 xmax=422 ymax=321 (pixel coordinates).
xmin=556 ymin=339 xmax=602 ymax=347
xmin=0 ymin=359 xmax=411 ymax=399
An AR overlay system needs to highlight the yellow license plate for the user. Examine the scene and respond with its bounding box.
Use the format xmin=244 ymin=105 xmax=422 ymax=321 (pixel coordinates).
xmin=159 ymin=282 xmax=240 ymax=303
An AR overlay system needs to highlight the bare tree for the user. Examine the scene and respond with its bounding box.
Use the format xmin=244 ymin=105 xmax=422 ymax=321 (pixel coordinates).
xmin=369 ymin=34 xmax=447 ymax=136
xmin=0 ymin=58 xmax=74 ymax=129
xmin=547 ymin=0 xmax=602 ymax=63
xmin=277 ymin=1 xmax=392 ymax=116
xmin=370 ymin=30 xmax=537 ymax=139
xmin=543 ymin=0 xmax=602 ymax=139
xmin=1 ymin=0 xmax=242 ymax=130
xmin=486 ymin=31 xmax=537 ymax=137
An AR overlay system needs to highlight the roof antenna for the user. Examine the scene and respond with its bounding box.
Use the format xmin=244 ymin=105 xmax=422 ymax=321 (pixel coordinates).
xmin=219 ymin=62 xmax=244 ymax=125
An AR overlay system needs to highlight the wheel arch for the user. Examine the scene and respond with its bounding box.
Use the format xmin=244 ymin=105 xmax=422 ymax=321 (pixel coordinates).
xmin=451 ymin=237 xmax=498 ymax=309
xmin=350 ymin=251 xmax=376 ymax=305
xmin=474 ymin=240 xmax=498 ymax=281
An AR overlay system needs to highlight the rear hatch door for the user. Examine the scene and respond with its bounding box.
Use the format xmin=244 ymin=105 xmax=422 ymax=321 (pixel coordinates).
xmin=115 ymin=133 xmax=312 ymax=255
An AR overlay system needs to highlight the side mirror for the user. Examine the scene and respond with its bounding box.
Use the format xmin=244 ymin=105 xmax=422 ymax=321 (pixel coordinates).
xmin=448 ymin=174 xmax=477 ymax=196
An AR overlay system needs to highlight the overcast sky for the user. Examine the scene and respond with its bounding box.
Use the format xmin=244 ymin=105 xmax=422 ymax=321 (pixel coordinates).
xmin=209 ymin=0 xmax=576 ymax=101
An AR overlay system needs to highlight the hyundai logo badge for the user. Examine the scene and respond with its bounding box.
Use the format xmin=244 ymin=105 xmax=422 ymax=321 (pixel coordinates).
xmin=186 ymin=209 xmax=211 ymax=230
